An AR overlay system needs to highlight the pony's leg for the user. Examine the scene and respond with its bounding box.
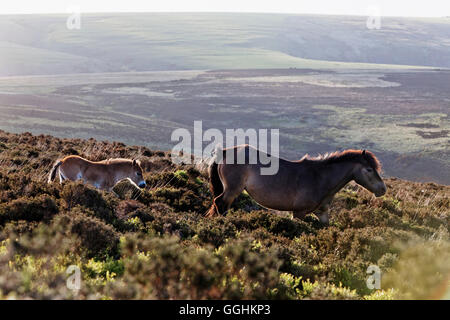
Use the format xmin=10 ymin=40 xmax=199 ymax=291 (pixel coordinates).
xmin=315 ymin=195 xmax=335 ymax=225
xmin=59 ymin=170 xmax=66 ymax=184
xmin=214 ymin=186 xmax=244 ymax=215
xmin=293 ymin=210 xmax=308 ymax=220
xmin=314 ymin=202 xmax=331 ymax=225
xmin=213 ymin=167 xmax=246 ymax=216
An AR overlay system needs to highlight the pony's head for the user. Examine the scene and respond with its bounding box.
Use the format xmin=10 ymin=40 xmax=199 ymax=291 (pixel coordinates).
xmin=128 ymin=159 xmax=146 ymax=188
xmin=352 ymin=150 xmax=386 ymax=197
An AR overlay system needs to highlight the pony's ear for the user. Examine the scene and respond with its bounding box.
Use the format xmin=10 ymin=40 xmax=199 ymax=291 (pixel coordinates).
xmin=362 ymin=149 xmax=366 ymax=156
xmin=132 ymin=159 xmax=137 ymax=166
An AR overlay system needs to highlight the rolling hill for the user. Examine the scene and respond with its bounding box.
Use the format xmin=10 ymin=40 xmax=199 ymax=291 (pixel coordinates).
xmin=1 ymin=13 xmax=450 ymax=76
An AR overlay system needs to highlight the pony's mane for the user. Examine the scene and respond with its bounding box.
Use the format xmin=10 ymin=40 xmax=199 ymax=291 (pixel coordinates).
xmin=100 ymin=158 xmax=133 ymax=164
xmin=301 ymin=149 xmax=382 ymax=172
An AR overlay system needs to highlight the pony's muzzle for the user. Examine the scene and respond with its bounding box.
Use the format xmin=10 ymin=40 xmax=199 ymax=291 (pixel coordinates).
xmin=138 ymin=181 xmax=147 ymax=188
xmin=375 ymin=184 xmax=387 ymax=197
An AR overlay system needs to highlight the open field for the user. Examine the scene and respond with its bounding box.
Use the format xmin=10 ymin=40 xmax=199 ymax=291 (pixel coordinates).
xmin=0 ymin=131 xmax=448 ymax=299
xmin=0 ymin=68 xmax=448 ymax=184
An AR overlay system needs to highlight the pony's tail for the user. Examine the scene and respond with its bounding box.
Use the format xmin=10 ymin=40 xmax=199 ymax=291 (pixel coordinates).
xmin=208 ymin=161 xmax=223 ymax=199
xmin=205 ymin=146 xmax=224 ymax=217
xmin=48 ymin=160 xmax=63 ymax=183
xmin=209 ymin=144 xmax=224 ymax=199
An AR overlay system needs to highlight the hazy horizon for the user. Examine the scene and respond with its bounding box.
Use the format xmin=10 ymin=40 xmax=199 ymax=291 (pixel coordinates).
xmin=1 ymin=12 xmax=450 ymax=19
xmin=1 ymin=0 xmax=449 ymax=18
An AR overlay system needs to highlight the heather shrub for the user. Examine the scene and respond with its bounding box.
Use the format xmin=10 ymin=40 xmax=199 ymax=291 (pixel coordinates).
xmin=145 ymin=187 xmax=208 ymax=213
xmin=0 ymin=195 xmax=58 ymax=226
xmin=53 ymin=211 xmax=120 ymax=259
xmin=0 ymin=130 xmax=448 ymax=300
xmin=107 ymin=236 xmax=290 ymax=299
xmin=61 ymin=182 xmax=117 ymax=224
xmin=196 ymin=217 xmax=237 ymax=246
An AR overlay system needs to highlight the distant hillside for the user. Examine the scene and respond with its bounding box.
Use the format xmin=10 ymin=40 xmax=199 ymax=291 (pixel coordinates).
xmin=0 ymin=68 xmax=448 ymax=184
xmin=1 ymin=13 xmax=449 ymax=76
xmin=0 ymin=130 xmax=448 ymax=299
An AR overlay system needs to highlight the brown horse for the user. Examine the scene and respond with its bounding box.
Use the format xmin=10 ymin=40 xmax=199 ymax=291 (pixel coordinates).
xmin=207 ymin=145 xmax=386 ymax=224
xmin=48 ymin=155 xmax=146 ymax=191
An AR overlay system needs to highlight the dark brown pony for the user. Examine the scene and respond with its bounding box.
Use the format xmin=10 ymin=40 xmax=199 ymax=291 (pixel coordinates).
xmin=207 ymin=145 xmax=386 ymax=224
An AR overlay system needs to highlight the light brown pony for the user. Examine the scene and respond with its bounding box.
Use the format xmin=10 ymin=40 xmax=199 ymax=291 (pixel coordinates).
xmin=48 ymin=155 xmax=146 ymax=191
xmin=207 ymin=145 xmax=386 ymax=224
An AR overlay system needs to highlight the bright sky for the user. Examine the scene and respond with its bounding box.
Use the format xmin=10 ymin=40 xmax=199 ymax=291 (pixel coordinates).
xmin=1 ymin=0 xmax=449 ymax=17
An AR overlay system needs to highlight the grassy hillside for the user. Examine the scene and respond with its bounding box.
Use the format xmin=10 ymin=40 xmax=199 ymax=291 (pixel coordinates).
xmin=1 ymin=13 xmax=449 ymax=76
xmin=0 ymin=130 xmax=449 ymax=299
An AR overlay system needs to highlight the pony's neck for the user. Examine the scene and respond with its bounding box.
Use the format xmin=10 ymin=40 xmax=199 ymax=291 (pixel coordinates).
xmin=319 ymin=161 xmax=355 ymax=198
xmin=113 ymin=171 xmax=128 ymax=185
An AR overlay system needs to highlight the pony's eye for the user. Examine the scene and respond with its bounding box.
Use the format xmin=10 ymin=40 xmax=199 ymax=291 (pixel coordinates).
xmin=137 ymin=172 xmax=142 ymax=176
xmin=366 ymin=168 xmax=373 ymax=172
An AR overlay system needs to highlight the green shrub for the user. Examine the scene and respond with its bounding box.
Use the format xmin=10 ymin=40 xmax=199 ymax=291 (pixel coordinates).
xmin=382 ymin=241 xmax=450 ymax=299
